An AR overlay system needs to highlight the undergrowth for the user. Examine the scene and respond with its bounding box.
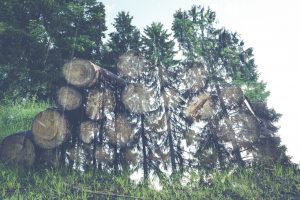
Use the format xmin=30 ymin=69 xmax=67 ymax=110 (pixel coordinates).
xmin=0 ymin=100 xmax=299 ymax=199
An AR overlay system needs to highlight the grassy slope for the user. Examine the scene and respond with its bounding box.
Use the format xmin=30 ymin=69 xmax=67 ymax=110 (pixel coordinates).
xmin=0 ymin=99 xmax=49 ymax=139
xmin=0 ymin=100 xmax=299 ymax=199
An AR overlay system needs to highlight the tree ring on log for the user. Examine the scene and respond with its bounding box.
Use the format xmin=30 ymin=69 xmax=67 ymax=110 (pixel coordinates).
xmin=62 ymin=59 xmax=99 ymax=88
xmin=79 ymin=121 xmax=99 ymax=144
xmin=56 ymin=86 xmax=83 ymax=111
xmin=0 ymin=132 xmax=35 ymax=167
xmin=117 ymin=51 xmax=145 ymax=78
xmin=32 ymin=109 xmax=70 ymax=149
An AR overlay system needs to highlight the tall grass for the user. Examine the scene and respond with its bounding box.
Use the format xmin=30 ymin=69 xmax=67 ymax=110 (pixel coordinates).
xmin=0 ymin=100 xmax=299 ymax=199
xmin=0 ymin=98 xmax=49 ymax=139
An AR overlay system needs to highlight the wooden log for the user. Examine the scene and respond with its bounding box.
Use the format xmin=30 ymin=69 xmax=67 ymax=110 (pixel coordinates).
xmin=32 ymin=109 xmax=71 ymax=149
xmin=122 ymin=84 xmax=159 ymax=113
xmin=56 ymin=86 xmax=83 ymax=111
xmin=66 ymin=143 xmax=93 ymax=170
xmin=63 ymin=59 xmax=127 ymax=88
xmin=0 ymin=131 xmax=35 ymax=167
xmin=79 ymin=121 xmax=99 ymax=144
xmin=107 ymin=115 xmax=134 ymax=147
xmin=185 ymin=93 xmax=213 ymax=120
xmin=117 ymin=51 xmax=146 ymax=78
xmin=85 ymin=89 xmax=115 ymax=121
xmin=95 ymin=147 xmax=113 ymax=164
xmin=124 ymin=148 xmax=138 ymax=166
xmin=63 ymin=59 xmax=100 ymax=88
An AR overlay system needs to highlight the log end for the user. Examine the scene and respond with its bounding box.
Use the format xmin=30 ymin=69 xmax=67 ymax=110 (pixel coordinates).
xmin=56 ymin=86 xmax=83 ymax=111
xmin=0 ymin=131 xmax=35 ymax=167
xmin=62 ymin=59 xmax=99 ymax=88
xmin=32 ymin=109 xmax=71 ymax=149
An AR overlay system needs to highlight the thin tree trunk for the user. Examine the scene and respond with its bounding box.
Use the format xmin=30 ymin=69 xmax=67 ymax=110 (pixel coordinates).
xmin=209 ymin=121 xmax=225 ymax=170
xmin=166 ymin=107 xmax=176 ymax=172
xmin=141 ymin=114 xmax=148 ymax=180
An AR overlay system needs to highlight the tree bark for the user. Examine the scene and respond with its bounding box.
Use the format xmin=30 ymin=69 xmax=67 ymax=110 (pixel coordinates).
xmin=32 ymin=109 xmax=71 ymax=149
xmin=141 ymin=114 xmax=149 ymax=180
xmin=0 ymin=131 xmax=35 ymax=167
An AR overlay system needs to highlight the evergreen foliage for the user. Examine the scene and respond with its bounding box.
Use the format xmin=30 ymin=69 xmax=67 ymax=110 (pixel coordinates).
xmin=0 ymin=2 xmax=293 ymax=185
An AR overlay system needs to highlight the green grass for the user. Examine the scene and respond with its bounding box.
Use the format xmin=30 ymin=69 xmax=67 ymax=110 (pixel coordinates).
xmin=0 ymin=100 xmax=300 ymax=199
xmin=0 ymin=98 xmax=49 ymax=139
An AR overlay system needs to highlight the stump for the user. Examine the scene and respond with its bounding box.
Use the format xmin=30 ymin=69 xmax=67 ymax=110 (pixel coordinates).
xmin=63 ymin=59 xmax=99 ymax=88
xmin=56 ymin=86 xmax=83 ymax=111
xmin=0 ymin=131 xmax=35 ymax=167
xmin=32 ymin=109 xmax=71 ymax=149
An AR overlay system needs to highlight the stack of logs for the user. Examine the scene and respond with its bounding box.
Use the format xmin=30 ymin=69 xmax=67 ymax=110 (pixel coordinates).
xmin=0 ymin=56 xmax=251 ymax=168
xmin=0 ymin=59 xmax=128 ymax=168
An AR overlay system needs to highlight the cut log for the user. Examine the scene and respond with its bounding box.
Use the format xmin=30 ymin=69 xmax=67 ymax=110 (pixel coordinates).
xmin=117 ymin=51 xmax=146 ymax=78
xmin=79 ymin=121 xmax=99 ymax=144
xmin=63 ymin=59 xmax=127 ymax=88
xmin=67 ymin=143 xmax=93 ymax=169
xmin=86 ymin=89 xmax=115 ymax=120
xmin=185 ymin=93 xmax=213 ymax=120
xmin=124 ymin=148 xmax=138 ymax=166
xmin=0 ymin=131 xmax=35 ymax=167
xmin=122 ymin=84 xmax=159 ymax=113
xmin=32 ymin=109 xmax=71 ymax=149
xmin=107 ymin=115 xmax=134 ymax=147
xmin=63 ymin=59 xmax=100 ymax=88
xmin=56 ymin=86 xmax=83 ymax=111
xmin=95 ymin=147 xmax=113 ymax=163
xmin=180 ymin=64 xmax=208 ymax=93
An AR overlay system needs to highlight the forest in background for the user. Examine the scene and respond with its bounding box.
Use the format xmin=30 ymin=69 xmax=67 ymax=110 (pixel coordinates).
xmin=1 ymin=1 xmax=299 ymax=198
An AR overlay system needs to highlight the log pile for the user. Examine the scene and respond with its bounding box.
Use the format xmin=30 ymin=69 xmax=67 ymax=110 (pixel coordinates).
xmin=0 ymin=58 xmax=131 ymax=168
xmin=0 ymin=54 xmax=257 ymax=170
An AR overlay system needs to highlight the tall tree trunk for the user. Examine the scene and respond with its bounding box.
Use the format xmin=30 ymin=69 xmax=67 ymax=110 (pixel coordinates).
xmin=166 ymin=107 xmax=176 ymax=172
xmin=141 ymin=114 xmax=149 ymax=180
xmin=159 ymin=64 xmax=176 ymax=173
xmin=209 ymin=121 xmax=225 ymax=170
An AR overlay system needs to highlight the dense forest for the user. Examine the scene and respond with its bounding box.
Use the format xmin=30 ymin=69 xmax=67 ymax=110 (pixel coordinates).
xmin=0 ymin=0 xmax=296 ymax=186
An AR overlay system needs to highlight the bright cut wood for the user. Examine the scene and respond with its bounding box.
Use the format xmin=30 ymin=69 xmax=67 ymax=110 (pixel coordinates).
xmin=32 ymin=109 xmax=70 ymax=149
xmin=56 ymin=86 xmax=82 ymax=110
xmin=63 ymin=59 xmax=99 ymax=88
xmin=79 ymin=121 xmax=99 ymax=144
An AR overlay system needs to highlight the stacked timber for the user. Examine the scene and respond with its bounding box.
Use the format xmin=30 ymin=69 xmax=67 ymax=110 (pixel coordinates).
xmin=0 ymin=58 xmax=130 ymax=168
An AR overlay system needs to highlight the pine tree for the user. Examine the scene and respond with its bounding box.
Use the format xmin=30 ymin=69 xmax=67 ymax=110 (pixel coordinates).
xmin=104 ymin=11 xmax=141 ymax=70
xmin=172 ymin=5 xmax=289 ymax=168
xmin=0 ymin=0 xmax=107 ymax=100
